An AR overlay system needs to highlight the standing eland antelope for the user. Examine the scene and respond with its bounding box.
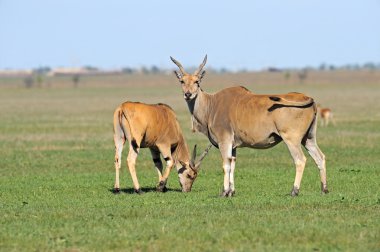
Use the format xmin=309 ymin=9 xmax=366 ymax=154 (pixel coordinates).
xmin=170 ymin=55 xmax=328 ymax=197
xmin=113 ymin=101 xmax=212 ymax=193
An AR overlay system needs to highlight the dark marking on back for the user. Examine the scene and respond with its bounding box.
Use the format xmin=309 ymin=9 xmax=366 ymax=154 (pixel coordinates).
xmin=157 ymin=103 xmax=173 ymax=110
xmin=269 ymin=96 xmax=281 ymax=102
xmin=268 ymin=101 xmax=314 ymax=112
xmin=239 ymin=86 xmax=249 ymax=91
xmin=124 ymin=101 xmax=141 ymax=105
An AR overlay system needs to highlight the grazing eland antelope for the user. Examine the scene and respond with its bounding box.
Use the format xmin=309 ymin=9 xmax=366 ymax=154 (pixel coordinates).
xmin=113 ymin=101 xmax=212 ymax=193
xmin=317 ymin=104 xmax=335 ymax=127
xmin=171 ymin=55 xmax=328 ymax=197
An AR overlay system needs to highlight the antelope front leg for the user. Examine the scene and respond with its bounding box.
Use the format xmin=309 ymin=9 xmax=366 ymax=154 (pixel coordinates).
xmin=150 ymin=148 xmax=164 ymax=183
xmin=219 ymin=143 xmax=234 ymax=197
xmin=157 ymin=157 xmax=174 ymax=192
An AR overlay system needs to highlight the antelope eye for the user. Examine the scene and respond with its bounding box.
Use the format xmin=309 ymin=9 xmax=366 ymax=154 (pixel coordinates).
xmin=187 ymin=174 xmax=193 ymax=180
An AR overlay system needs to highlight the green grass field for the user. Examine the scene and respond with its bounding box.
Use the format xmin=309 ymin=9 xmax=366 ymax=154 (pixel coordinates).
xmin=1 ymin=72 xmax=380 ymax=251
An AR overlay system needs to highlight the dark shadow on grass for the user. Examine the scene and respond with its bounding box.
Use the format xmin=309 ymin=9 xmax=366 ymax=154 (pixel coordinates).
xmin=109 ymin=187 xmax=182 ymax=194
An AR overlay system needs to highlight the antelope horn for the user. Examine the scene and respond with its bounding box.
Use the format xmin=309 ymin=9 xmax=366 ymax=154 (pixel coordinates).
xmin=170 ymin=56 xmax=186 ymax=75
xmin=196 ymin=144 xmax=213 ymax=165
xmin=193 ymin=54 xmax=208 ymax=76
xmin=190 ymin=144 xmax=197 ymax=167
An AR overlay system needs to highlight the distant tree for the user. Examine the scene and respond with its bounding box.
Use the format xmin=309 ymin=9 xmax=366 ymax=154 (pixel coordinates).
xmin=284 ymin=71 xmax=291 ymax=81
xmin=329 ymin=65 xmax=336 ymax=71
xmin=352 ymin=64 xmax=360 ymax=70
xmin=33 ymin=66 xmax=51 ymax=75
xmin=83 ymin=65 xmax=98 ymax=71
xmin=72 ymin=74 xmax=80 ymax=88
xmin=363 ymin=62 xmax=376 ymax=70
xmin=342 ymin=64 xmax=351 ymax=70
xmin=150 ymin=65 xmax=160 ymax=74
xmin=219 ymin=67 xmax=229 ymax=74
xmin=24 ymin=76 xmax=34 ymax=88
xmin=319 ymin=63 xmax=327 ymax=71
xmin=36 ymin=74 xmax=43 ymax=88
xmin=267 ymin=67 xmax=281 ymax=72
xmin=140 ymin=66 xmax=149 ymax=75
xmin=122 ymin=67 xmax=134 ymax=74
xmin=297 ymin=69 xmax=308 ymax=84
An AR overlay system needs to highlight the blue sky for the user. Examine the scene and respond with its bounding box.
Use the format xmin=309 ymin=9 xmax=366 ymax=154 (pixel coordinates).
xmin=0 ymin=0 xmax=379 ymax=70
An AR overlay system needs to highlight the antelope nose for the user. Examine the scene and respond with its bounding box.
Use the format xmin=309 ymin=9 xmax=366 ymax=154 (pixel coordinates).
xmin=184 ymin=92 xmax=192 ymax=99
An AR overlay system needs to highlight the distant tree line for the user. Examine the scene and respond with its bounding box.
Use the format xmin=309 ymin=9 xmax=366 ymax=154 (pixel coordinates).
xmin=17 ymin=61 xmax=379 ymax=88
xmin=29 ymin=61 xmax=380 ymax=77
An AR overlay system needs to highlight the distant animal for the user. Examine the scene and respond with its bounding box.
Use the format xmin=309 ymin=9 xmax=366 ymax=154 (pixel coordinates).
xmin=170 ymin=55 xmax=328 ymax=197
xmin=113 ymin=101 xmax=212 ymax=193
xmin=317 ymin=105 xmax=335 ymax=127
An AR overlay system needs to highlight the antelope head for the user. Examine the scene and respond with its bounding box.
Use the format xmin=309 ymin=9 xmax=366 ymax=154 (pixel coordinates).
xmin=170 ymin=55 xmax=207 ymax=101
xmin=178 ymin=144 xmax=212 ymax=192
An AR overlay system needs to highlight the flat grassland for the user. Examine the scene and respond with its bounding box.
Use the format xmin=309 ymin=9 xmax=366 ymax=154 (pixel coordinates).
xmin=1 ymin=71 xmax=379 ymax=251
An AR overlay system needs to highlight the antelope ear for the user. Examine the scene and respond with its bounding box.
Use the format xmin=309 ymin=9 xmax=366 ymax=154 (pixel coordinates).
xmin=174 ymin=70 xmax=182 ymax=80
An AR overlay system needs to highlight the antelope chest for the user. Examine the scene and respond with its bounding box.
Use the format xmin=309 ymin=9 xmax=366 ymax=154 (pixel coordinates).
xmin=191 ymin=115 xmax=208 ymax=135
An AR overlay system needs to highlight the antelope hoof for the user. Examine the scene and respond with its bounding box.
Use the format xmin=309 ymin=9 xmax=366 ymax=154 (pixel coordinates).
xmin=321 ymin=183 xmax=329 ymax=194
xmin=134 ymin=188 xmax=144 ymax=194
xmin=156 ymin=181 xmax=168 ymax=192
xmin=220 ymin=189 xmax=234 ymax=197
xmin=113 ymin=188 xmax=120 ymax=194
xmin=228 ymin=190 xmax=235 ymax=197
xmin=321 ymin=188 xmax=329 ymax=194
xmin=291 ymin=186 xmax=299 ymax=197
xmin=157 ymin=186 xmax=168 ymax=193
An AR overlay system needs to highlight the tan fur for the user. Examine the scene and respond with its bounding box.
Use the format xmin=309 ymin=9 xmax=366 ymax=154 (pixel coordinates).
xmin=113 ymin=101 xmax=211 ymax=193
xmin=171 ymin=56 xmax=328 ymax=197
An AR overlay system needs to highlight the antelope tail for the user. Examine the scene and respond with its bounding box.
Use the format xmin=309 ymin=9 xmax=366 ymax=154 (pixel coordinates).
xmin=120 ymin=106 xmax=139 ymax=149
xmin=268 ymin=96 xmax=315 ymax=112
xmin=114 ymin=107 xmax=127 ymax=142
xmin=269 ymin=96 xmax=314 ymax=106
